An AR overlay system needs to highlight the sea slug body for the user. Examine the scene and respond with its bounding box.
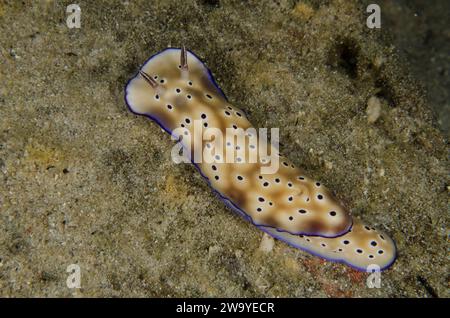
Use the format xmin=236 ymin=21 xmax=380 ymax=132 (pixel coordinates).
xmin=125 ymin=47 xmax=396 ymax=272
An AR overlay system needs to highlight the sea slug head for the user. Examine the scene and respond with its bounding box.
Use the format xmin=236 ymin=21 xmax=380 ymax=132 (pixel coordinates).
xmin=125 ymin=47 xmax=227 ymax=133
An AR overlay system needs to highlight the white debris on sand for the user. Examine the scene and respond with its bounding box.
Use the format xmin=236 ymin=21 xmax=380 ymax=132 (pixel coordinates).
xmin=259 ymin=233 xmax=275 ymax=253
xmin=367 ymin=96 xmax=382 ymax=124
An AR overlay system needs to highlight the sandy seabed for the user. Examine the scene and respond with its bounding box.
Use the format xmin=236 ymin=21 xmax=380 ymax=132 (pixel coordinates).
xmin=0 ymin=0 xmax=448 ymax=297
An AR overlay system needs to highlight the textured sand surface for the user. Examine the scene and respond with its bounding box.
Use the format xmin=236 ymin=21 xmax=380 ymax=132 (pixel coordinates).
xmin=0 ymin=0 xmax=448 ymax=297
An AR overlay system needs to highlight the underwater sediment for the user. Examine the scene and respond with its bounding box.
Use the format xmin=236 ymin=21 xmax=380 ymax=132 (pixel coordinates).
xmin=0 ymin=0 xmax=447 ymax=297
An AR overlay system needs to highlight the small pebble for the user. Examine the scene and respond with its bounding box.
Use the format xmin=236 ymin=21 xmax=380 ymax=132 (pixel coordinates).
xmin=259 ymin=233 xmax=274 ymax=253
xmin=367 ymin=96 xmax=381 ymax=124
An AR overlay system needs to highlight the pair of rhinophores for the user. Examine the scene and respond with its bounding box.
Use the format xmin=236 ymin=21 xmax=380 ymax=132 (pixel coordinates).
xmin=125 ymin=47 xmax=397 ymax=271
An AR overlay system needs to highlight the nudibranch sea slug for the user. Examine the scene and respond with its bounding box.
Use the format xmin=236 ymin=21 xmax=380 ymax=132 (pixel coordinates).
xmin=125 ymin=47 xmax=396 ymax=271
